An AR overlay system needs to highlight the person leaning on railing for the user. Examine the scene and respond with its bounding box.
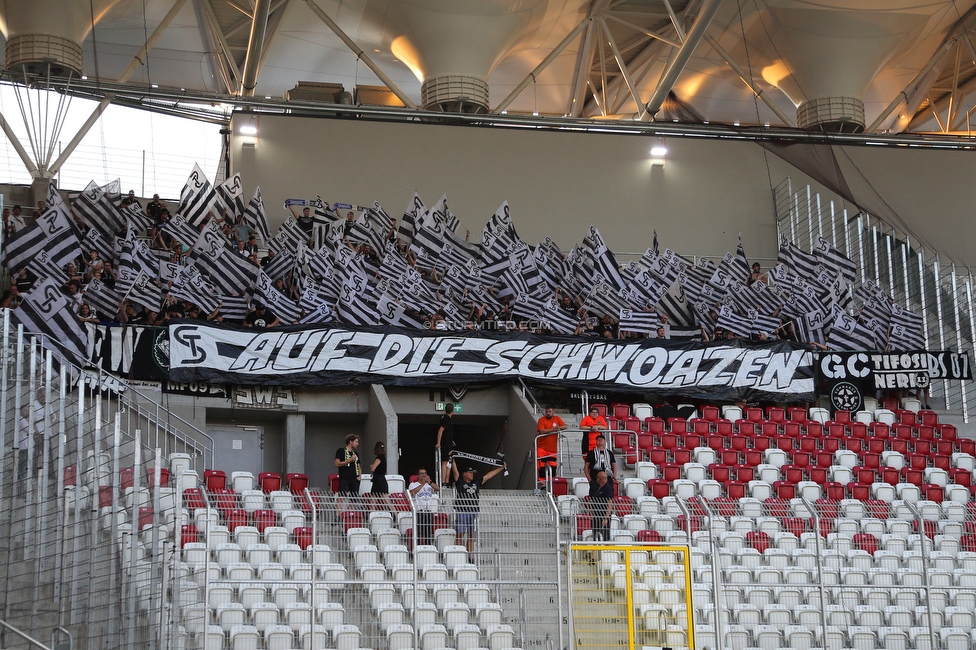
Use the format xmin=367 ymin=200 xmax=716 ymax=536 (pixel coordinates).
xmin=579 ymin=407 xmax=609 ymax=459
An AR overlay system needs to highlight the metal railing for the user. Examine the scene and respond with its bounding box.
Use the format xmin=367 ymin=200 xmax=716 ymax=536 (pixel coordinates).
xmin=774 ymin=177 xmax=976 ymax=421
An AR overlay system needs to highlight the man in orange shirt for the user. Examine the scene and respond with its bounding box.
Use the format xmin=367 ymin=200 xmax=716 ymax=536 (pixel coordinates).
xmin=536 ymin=406 xmax=567 ymax=480
xmin=579 ymin=407 xmax=609 ymax=458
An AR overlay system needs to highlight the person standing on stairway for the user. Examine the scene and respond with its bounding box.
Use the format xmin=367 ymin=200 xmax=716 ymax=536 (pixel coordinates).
xmin=436 ymin=403 xmax=455 ymax=485
xmin=452 ymin=462 xmax=506 ymax=553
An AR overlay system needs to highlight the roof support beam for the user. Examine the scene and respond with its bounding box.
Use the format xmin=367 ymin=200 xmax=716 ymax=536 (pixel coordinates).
xmin=226 ymin=0 xmax=287 ymax=38
xmin=568 ymin=0 xmax=611 ymax=118
xmin=302 ymin=0 xmax=417 ymax=109
xmin=258 ymin=1 xmax=291 ymax=71
xmin=0 ymin=109 xmax=40 ymax=177
xmin=199 ymin=0 xmax=243 ymax=90
xmin=47 ymin=0 xmax=191 ymax=178
xmin=704 ymin=34 xmax=795 ymax=128
xmin=598 ymin=16 xmax=645 ymax=118
xmin=641 ymin=0 xmax=722 ymax=120
xmin=907 ymin=70 xmax=976 ymax=131
xmin=239 ymin=0 xmax=271 ymax=96
xmin=493 ymin=15 xmax=588 ymax=113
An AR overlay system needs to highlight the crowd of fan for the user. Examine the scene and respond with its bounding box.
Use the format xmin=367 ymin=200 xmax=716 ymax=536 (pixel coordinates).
xmin=0 ymin=183 xmax=885 ymax=352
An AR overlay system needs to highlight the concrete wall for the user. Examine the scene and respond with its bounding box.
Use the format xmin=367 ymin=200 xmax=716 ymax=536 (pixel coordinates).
xmin=506 ymin=385 xmax=543 ymax=490
xmin=229 ymin=113 xmax=976 ymax=266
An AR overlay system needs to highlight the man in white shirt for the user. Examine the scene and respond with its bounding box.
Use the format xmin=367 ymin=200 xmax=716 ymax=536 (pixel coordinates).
xmin=584 ymin=434 xmax=617 ymax=483
xmin=408 ymin=467 xmax=440 ymax=545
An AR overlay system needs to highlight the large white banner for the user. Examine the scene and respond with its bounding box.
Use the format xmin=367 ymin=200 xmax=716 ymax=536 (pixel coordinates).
xmin=168 ymin=322 xmax=815 ymax=399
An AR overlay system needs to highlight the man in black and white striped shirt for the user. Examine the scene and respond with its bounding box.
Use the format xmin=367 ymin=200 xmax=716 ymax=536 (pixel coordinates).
xmin=584 ymin=434 xmax=617 ymax=484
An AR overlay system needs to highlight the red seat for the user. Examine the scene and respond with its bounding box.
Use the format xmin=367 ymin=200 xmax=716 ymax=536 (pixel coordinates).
xmin=766 ymin=407 xmax=786 ymax=425
xmin=204 ymin=469 xmax=227 ymax=491
xmin=773 ymin=481 xmax=796 ymax=499
xmin=211 ymin=488 xmax=237 ymax=514
xmin=914 ymin=440 xmax=932 ymax=455
xmin=746 ymin=530 xmax=771 ymax=553
xmin=792 ymin=451 xmax=811 ymax=468
xmin=672 ymin=449 xmax=692 ymax=465
xmin=329 ymin=474 xmax=340 ymax=494
xmin=744 ymin=450 xmax=763 ymax=466
xmin=551 ymin=477 xmax=568 ymax=497
xmin=661 ymin=463 xmax=681 ymax=482
xmin=669 ymin=419 xmax=688 ymax=434
xmin=861 ymin=453 xmax=880 ymax=469
xmin=854 ymin=467 xmax=875 ymax=484
xmin=921 ymin=484 xmax=944 ymax=503
xmin=725 ymin=481 xmax=746 ymax=499
xmin=144 ymin=466 xmax=170 ymax=487
xmin=815 ymin=452 xmax=833 ymax=467
xmin=607 ymin=417 xmax=622 ymax=432
xmin=908 ymin=454 xmax=927 ymax=470
xmin=961 ymin=439 xmax=976 ymax=455
xmin=939 ymin=424 xmax=958 ymax=440
xmin=824 ymin=482 xmax=845 ymax=500
xmin=867 ymin=439 xmax=885 ymax=454
xmin=692 ymin=419 xmax=710 ymax=434
xmin=933 ymin=455 xmax=951 ymax=471
xmin=648 ymin=448 xmax=668 ymax=465
xmin=782 ymin=517 xmax=807 ymax=536
xmin=293 ymin=526 xmax=313 ymax=549
xmin=179 ymin=524 xmax=199 ymax=547
xmin=834 ymin=410 xmax=851 ymax=424
xmin=848 ymin=484 xmax=870 ymax=500
xmin=783 ymin=466 xmax=804 ymax=484
xmin=761 ymin=422 xmax=779 ymax=436
xmin=737 ymin=421 xmax=758 ymax=435
xmin=776 ymin=436 xmax=794 ymax=452
xmin=788 ymin=407 xmax=808 ymax=423
xmin=799 ymin=437 xmax=818 ymax=452
xmin=701 ymin=405 xmax=720 ymax=422
xmin=712 ymin=497 xmax=737 ymax=517
xmin=821 ymin=438 xmax=839 ymax=452
xmin=612 ymin=403 xmax=630 ymax=419
xmin=880 ymin=467 xmax=900 ymax=485
xmin=707 ymin=434 xmax=724 ymax=451
xmin=575 ymin=513 xmax=591 ymax=537
xmin=850 ymin=422 xmax=867 ymax=439
xmin=808 ymin=467 xmax=828 ymax=484
xmin=612 ymin=431 xmax=632 ymax=452
xmin=816 ymin=498 xmax=840 ymax=519
xmin=962 ymin=534 xmax=976 ymax=552
xmin=950 ymin=468 xmax=972 ymax=487
xmin=730 ymin=435 xmax=749 ymax=452
xmin=120 ymin=467 xmax=135 ymax=490
xmin=684 ymin=434 xmax=703 ymax=450
xmin=613 ymin=496 xmax=634 ymax=517
xmin=853 ymin=532 xmax=878 ymax=555
xmin=754 ymin=436 xmax=773 ymax=452
xmin=733 ymin=465 xmax=755 ymax=482
xmin=937 ymin=440 xmax=954 ymax=455
xmin=183 ymin=488 xmax=205 ymax=510
xmin=919 ymin=410 xmax=938 ymax=426
xmin=637 ymin=529 xmax=662 ymax=543
xmin=138 ymin=506 xmax=154 ymax=531
xmin=98 ymin=485 xmax=113 ymax=508
xmin=764 ymin=497 xmax=789 ymax=517
xmin=882 ymin=399 xmax=898 ymax=411
xmin=259 ymin=472 xmax=282 ymax=493
xmin=806 ymin=422 xmax=824 ymax=438
xmin=898 ymin=410 xmax=918 ymax=425
xmin=252 ymin=509 xmax=278 ymax=532
xmin=914 ymin=519 xmax=938 ymax=538
xmin=623 ymin=417 xmax=642 ymax=434
xmin=590 ymin=404 xmax=608 ymax=418
xmin=721 ymin=450 xmax=739 ymax=466
xmin=889 ymin=439 xmax=909 ymax=455
xmin=845 ymin=438 xmax=863 ymax=452
xmin=224 ymin=509 xmax=248 ymax=532
xmin=894 ymin=425 xmax=913 ymax=440
xmin=660 ymin=433 xmax=680 ymax=450
xmin=827 ymin=423 xmax=846 ymax=439
xmin=917 ymin=426 xmax=935 ymax=440
xmin=869 ymin=423 xmax=890 ymax=439
xmin=745 ymin=407 xmax=764 ymax=422
xmin=676 ymin=514 xmax=703 ymax=533
xmin=64 ymin=466 xmax=77 ymax=487
xmin=716 ymin=419 xmax=733 ymax=435
xmin=286 ymin=473 xmax=309 ymax=495
xmin=901 ymin=468 xmax=924 ymax=486
xmin=647 ymin=479 xmax=670 ymax=499
xmin=709 ymin=464 xmax=731 ymax=482
xmin=645 ymin=417 xmax=665 ymax=434
xmin=783 ymin=422 xmax=801 ymax=437
xmin=637 ymin=434 xmax=655 ymax=457
xmin=865 ymin=499 xmax=889 ymax=518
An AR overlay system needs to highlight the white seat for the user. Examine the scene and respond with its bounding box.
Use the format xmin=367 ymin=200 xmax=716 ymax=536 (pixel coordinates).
xmin=848 ymin=625 xmax=878 ymax=650
xmin=894 ymin=483 xmax=920 ymax=504
xmin=834 ymin=450 xmax=858 ymax=469
xmin=387 ymin=623 xmax=415 ymax=650
xmin=229 ymin=624 xmax=260 ymax=650
xmin=487 ymin=623 xmax=516 ymax=650
xmin=443 ymin=601 xmax=471 ymax=632
xmin=754 ymin=624 xmax=782 ymax=650
xmin=420 ymin=623 xmax=448 ymax=650
xmin=346 ymin=527 xmax=371 ymax=551
xmin=315 ymin=602 xmax=344 ymax=628
xmin=434 ymin=527 xmax=457 ymax=552
xmin=453 ymin=623 xmax=482 ymax=650
xmin=245 ymin=543 xmax=272 ymax=567
xmin=673 ymin=479 xmax=697 ymax=499
xmin=692 ymin=448 xmax=716 ymax=467
xmin=277 ymin=543 xmax=303 ymax=569
xmin=264 ymin=527 xmax=289 ymax=552
xmin=875 ymin=409 xmax=896 ymax=425
xmin=263 ymin=624 xmax=293 ymax=650
xmin=377 ymin=602 xmax=405 ymax=632
xmin=298 ymin=625 xmax=329 ymax=650
xmin=249 ymin=602 xmax=279 ymax=633
xmin=878 ymin=627 xmax=909 ymax=650
xmin=240 ymin=490 xmax=266 ymax=514
xmin=217 ymin=602 xmax=247 ymax=633
xmin=882 ymin=451 xmax=905 ymax=469
xmin=951 ymin=452 xmax=975 ymax=471
xmin=748 ymin=480 xmax=772 ymax=500
xmin=231 ymin=471 xmax=255 ymax=492
xmin=945 ymin=484 xmax=970 ymax=503
xmin=808 ymin=407 xmax=830 ymax=423
xmin=762 ymin=451 xmax=787 ymax=470
xmin=623 ymin=477 xmax=647 ymax=498
xmin=284 ymin=602 xmax=312 ymax=632
xmin=786 ymin=624 xmax=815 ymax=650
xmin=332 ymin=624 xmax=361 ymax=650
xmin=258 ymin=563 xmax=286 ymax=581
xmin=854 ymin=410 xmax=874 ymax=424
xmin=797 ymin=481 xmax=821 ymax=501
xmin=924 ymin=467 xmax=948 ymax=487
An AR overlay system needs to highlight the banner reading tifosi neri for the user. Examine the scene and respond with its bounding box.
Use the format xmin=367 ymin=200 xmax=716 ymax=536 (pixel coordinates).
xmin=168 ymin=321 xmax=816 ymax=400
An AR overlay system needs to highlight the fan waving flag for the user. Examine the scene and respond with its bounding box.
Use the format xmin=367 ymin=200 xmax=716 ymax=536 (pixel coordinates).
xmin=587 ymin=226 xmax=627 ymax=292
xmin=255 ymin=270 xmax=300 ymax=324
xmin=11 ymin=278 xmax=89 ymax=367
xmin=216 ymin=173 xmax=246 ymax=219
xmin=827 ymin=310 xmax=880 ymax=351
xmin=618 ymin=308 xmax=661 ymax=335
xmin=3 ymin=191 xmax=82 ymax=275
xmin=814 ymin=235 xmax=857 ymax=286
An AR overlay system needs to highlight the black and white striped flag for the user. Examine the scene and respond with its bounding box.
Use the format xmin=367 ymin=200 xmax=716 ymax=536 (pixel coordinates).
xmin=539 ymin=298 xmax=578 ymax=334
xmin=270 ymin=217 xmax=307 ymax=254
xmin=161 ymin=214 xmax=201 ymax=249
xmin=888 ymin=303 xmax=924 ymax=350
xmin=398 ymin=192 xmax=425 ymax=248
xmin=618 ymin=308 xmax=661 ymax=335
xmin=83 ymin=278 xmax=122 ymax=317
xmin=778 ymin=235 xmax=820 ymax=282
xmin=3 ymin=198 xmax=82 ymax=275
xmin=717 ymin=306 xmax=752 ymax=337
xmin=587 ymin=226 xmax=627 ymax=292
xmin=826 ymin=310 xmax=880 ymax=350
xmin=215 ymin=173 xmax=246 ymax=220
xmin=511 ymin=291 xmax=546 ymax=321
xmin=656 ymin=282 xmax=696 ymax=327
xmin=72 ymin=182 xmax=124 ymax=246
xmin=814 ymin=235 xmax=857 ymax=286
xmin=299 ymin=302 xmax=334 ymax=325
xmin=583 ymin=282 xmax=629 ymax=317
xmin=217 ymin=294 xmax=249 ymax=321
xmin=127 ymin=272 xmax=165 ymax=313
xmin=262 ymin=248 xmax=296 ymax=281
xmin=244 ymin=187 xmax=271 ymax=244
xmin=11 ymin=278 xmax=88 ymax=366
xmin=178 ymin=164 xmax=218 ymax=227
xmin=120 ymin=203 xmax=154 ymax=235
xmin=255 ymin=270 xmax=300 ymax=324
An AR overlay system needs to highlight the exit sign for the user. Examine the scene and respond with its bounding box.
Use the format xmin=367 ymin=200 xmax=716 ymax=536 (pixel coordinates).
xmin=435 ymin=402 xmax=462 ymax=413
